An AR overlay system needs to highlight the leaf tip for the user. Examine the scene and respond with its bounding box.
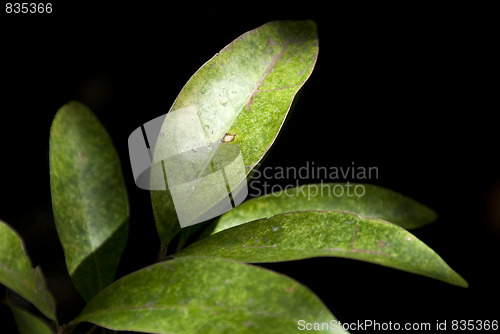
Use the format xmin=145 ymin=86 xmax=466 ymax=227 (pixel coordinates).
xmin=454 ymin=274 xmax=469 ymax=288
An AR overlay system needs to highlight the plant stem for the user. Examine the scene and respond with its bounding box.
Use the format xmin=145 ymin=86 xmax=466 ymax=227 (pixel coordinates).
xmin=57 ymin=321 xmax=75 ymax=334
xmin=175 ymin=238 xmax=187 ymax=253
xmin=85 ymin=325 xmax=98 ymax=334
xmin=157 ymin=245 xmax=168 ymax=262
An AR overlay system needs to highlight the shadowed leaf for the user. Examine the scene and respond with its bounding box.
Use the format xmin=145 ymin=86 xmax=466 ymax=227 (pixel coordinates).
xmin=5 ymin=301 xmax=55 ymax=334
xmin=207 ymin=183 xmax=437 ymax=236
xmin=0 ymin=220 xmax=56 ymax=320
xmin=49 ymin=101 xmax=129 ymax=301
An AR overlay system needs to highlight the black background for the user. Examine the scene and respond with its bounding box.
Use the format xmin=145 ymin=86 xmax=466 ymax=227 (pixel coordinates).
xmin=1 ymin=2 xmax=498 ymax=333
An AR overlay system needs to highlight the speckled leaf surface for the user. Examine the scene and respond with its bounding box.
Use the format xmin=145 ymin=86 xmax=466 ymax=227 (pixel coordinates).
xmin=207 ymin=183 xmax=437 ymax=235
xmin=49 ymin=101 xmax=129 ymax=301
xmin=76 ymin=257 xmax=346 ymax=334
xmin=175 ymin=211 xmax=468 ymax=287
xmin=152 ymin=20 xmax=318 ymax=246
xmin=5 ymin=301 xmax=55 ymax=334
xmin=0 ymin=220 xmax=56 ymax=320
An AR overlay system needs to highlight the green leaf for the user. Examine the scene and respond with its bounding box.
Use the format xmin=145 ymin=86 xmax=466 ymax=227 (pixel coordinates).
xmin=207 ymin=183 xmax=437 ymax=236
xmin=49 ymin=101 xmax=129 ymax=301
xmin=152 ymin=20 xmax=319 ymax=246
xmin=76 ymin=257 xmax=346 ymax=334
xmin=5 ymin=301 xmax=55 ymax=334
xmin=175 ymin=211 xmax=468 ymax=287
xmin=151 ymin=187 xmax=179 ymax=249
xmin=0 ymin=220 xmax=56 ymax=320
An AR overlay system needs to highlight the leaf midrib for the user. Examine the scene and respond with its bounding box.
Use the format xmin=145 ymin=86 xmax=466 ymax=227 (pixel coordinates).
xmin=186 ymin=39 xmax=294 ymax=206
xmin=73 ymin=144 xmax=105 ymax=290
xmin=80 ymin=302 xmax=306 ymax=323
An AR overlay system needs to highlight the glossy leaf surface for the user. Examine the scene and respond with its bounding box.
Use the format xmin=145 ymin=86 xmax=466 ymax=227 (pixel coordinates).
xmin=49 ymin=101 xmax=129 ymax=301
xmin=208 ymin=183 xmax=437 ymax=235
xmin=0 ymin=220 xmax=56 ymax=320
xmin=76 ymin=257 xmax=345 ymax=333
xmin=175 ymin=211 xmax=468 ymax=287
xmin=152 ymin=20 xmax=319 ymax=246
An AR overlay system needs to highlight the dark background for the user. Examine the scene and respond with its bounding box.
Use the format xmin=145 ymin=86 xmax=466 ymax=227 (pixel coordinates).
xmin=1 ymin=3 xmax=498 ymax=333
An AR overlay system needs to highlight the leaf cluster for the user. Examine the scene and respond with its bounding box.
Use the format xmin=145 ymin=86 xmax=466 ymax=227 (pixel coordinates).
xmin=0 ymin=21 xmax=466 ymax=334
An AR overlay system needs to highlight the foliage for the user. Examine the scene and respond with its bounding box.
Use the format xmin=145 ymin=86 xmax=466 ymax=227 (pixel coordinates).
xmin=0 ymin=20 xmax=466 ymax=334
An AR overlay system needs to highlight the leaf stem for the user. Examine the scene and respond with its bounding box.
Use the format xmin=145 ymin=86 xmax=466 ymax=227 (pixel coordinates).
xmin=57 ymin=321 xmax=76 ymax=334
xmin=85 ymin=325 xmax=98 ymax=334
xmin=175 ymin=238 xmax=187 ymax=253
xmin=157 ymin=245 xmax=168 ymax=262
